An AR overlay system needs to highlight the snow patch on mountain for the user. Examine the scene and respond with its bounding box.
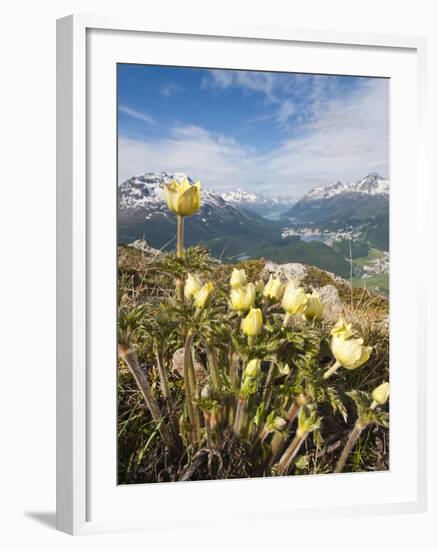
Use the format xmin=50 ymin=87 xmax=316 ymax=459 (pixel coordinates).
xmin=304 ymin=172 xmax=389 ymax=201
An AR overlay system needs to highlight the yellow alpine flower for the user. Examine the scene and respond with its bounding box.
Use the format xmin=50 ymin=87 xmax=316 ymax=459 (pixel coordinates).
xmin=330 ymin=332 xmax=372 ymax=370
xmin=230 ymin=268 xmax=247 ymax=289
xmin=230 ymin=282 xmax=256 ymax=312
xmin=372 ymin=381 xmax=390 ymax=405
xmin=303 ymin=290 xmax=324 ymax=320
xmin=281 ymin=280 xmax=308 ymax=315
xmin=244 ymin=358 xmax=261 ymax=378
xmin=241 ymin=307 xmax=263 ymax=337
xmin=194 ymin=282 xmax=214 ymax=309
xmin=330 ymin=318 xmax=354 ymax=339
xmin=263 ymin=275 xmax=284 ymax=301
xmin=184 ymin=273 xmax=202 ymax=301
xmin=163 ymin=178 xmax=201 ymax=217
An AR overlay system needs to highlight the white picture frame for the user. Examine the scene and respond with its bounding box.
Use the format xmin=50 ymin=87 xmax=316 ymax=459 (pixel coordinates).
xmin=56 ymin=14 xmax=428 ymax=535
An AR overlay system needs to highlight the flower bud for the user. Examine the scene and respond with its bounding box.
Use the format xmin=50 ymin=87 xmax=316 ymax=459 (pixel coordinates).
xmin=241 ymin=307 xmax=263 ymax=338
xmin=230 ymin=282 xmax=256 ymax=312
xmin=281 ymin=280 xmax=308 ymax=315
xmin=372 ymin=381 xmax=390 ymax=405
xmin=244 ymin=358 xmax=261 ymax=378
xmin=263 ymin=275 xmax=284 ymax=301
xmin=265 ymin=413 xmax=287 ymax=434
xmin=194 ymin=282 xmax=214 ymax=309
xmin=303 ymin=290 xmax=323 ymax=320
xmin=163 ymin=178 xmax=201 ymax=217
xmin=184 ymin=273 xmax=202 ymax=301
xmin=230 ymin=268 xmax=247 ymax=289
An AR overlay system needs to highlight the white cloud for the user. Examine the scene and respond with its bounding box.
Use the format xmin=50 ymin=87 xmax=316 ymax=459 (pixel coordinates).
xmin=119 ymin=78 xmax=389 ymax=199
xmin=118 ymin=105 xmax=156 ymax=125
xmin=161 ymin=82 xmax=183 ymax=97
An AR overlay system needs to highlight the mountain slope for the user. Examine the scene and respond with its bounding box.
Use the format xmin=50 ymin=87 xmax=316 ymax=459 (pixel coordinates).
xmin=118 ymin=172 xmax=281 ymax=250
xmin=219 ymin=189 xmax=295 ymax=215
xmin=282 ymin=172 xmax=389 ymax=222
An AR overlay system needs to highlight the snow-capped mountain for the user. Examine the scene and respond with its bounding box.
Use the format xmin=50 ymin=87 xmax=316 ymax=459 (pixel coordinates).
xmin=118 ymin=172 xmax=233 ymax=216
xmin=118 ymin=172 xmax=279 ymax=252
xmin=304 ymin=172 xmax=389 ymax=201
xmin=219 ymin=189 xmax=295 ymax=214
xmin=282 ymin=172 xmax=389 ymax=225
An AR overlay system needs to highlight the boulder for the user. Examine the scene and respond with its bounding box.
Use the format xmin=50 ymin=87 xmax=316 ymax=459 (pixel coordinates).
xmin=171 ymin=347 xmax=207 ymax=383
xmin=315 ymin=284 xmax=343 ymax=320
xmin=262 ymin=261 xmax=307 ymax=282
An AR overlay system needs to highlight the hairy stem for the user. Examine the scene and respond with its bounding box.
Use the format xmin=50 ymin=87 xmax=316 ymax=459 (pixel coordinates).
xmin=155 ymin=348 xmax=171 ymax=400
xmin=323 ymin=360 xmax=341 ymax=380
xmin=155 ymin=347 xmax=180 ymax=443
xmin=268 ymin=393 xmax=309 ymax=468
xmin=122 ymin=350 xmax=173 ymax=446
xmin=206 ymin=341 xmax=220 ymax=394
xmin=276 ymin=432 xmax=309 ymax=475
xmin=262 ymin=362 xmax=276 ymax=411
xmin=335 ymin=420 xmax=365 ymax=473
xmin=233 ymin=396 xmax=247 ymax=437
xmin=183 ymin=330 xmax=200 ymax=446
xmin=229 ymin=352 xmax=239 ymax=392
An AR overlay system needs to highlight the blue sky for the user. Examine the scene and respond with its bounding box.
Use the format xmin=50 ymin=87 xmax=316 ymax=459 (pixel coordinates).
xmin=118 ymin=64 xmax=389 ymax=198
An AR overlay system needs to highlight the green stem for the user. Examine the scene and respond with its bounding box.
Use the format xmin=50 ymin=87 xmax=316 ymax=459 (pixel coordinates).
xmin=335 ymin=420 xmax=365 ymax=473
xmin=177 ymin=215 xmax=184 ymax=258
xmin=276 ymin=432 xmax=308 ymax=475
xmin=176 ymin=215 xmax=184 ymax=303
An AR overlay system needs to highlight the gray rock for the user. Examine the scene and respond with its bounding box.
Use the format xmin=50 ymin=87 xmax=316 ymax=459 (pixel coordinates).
xmin=262 ymin=261 xmax=307 ymax=282
xmin=314 ymin=284 xmax=343 ymax=320
xmin=171 ymin=347 xmax=207 ymax=383
xmin=128 ymin=239 xmax=161 ymax=256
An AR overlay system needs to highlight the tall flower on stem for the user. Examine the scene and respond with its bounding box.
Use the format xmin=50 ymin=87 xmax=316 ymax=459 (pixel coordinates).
xmin=163 ymin=177 xmax=201 ymax=302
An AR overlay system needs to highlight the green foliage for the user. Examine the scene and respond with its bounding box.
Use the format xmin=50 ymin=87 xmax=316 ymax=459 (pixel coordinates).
xmin=332 ymin=239 xmax=369 ymax=259
xmin=117 ymin=244 xmax=389 ymax=483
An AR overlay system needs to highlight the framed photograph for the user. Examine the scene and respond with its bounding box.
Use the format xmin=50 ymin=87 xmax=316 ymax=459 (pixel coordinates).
xmin=57 ymin=15 xmax=427 ymax=535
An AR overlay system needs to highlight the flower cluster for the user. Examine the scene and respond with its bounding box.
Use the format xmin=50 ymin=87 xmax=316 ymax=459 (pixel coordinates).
xmin=118 ymin=177 xmax=389 ymax=480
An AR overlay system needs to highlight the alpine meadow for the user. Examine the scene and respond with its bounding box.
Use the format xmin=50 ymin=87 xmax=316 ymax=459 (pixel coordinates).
xmin=117 ymin=65 xmax=390 ymax=483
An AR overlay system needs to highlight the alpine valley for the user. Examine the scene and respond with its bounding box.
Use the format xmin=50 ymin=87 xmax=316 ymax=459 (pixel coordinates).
xmin=118 ymin=172 xmax=390 ymax=293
